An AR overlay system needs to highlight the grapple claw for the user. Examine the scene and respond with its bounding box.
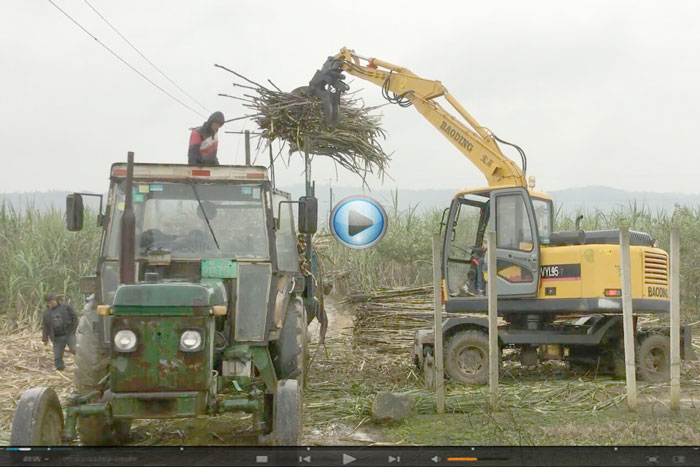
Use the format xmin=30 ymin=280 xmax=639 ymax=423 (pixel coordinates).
xmin=307 ymin=57 xmax=349 ymax=127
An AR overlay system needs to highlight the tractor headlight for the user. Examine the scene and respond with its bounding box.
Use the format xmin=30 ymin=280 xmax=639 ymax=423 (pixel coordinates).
xmin=114 ymin=330 xmax=137 ymax=352
xmin=180 ymin=330 xmax=203 ymax=352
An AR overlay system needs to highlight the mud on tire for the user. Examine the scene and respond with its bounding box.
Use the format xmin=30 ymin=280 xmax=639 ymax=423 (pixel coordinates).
xmin=637 ymin=334 xmax=671 ymax=383
xmin=444 ymin=329 xmax=494 ymax=385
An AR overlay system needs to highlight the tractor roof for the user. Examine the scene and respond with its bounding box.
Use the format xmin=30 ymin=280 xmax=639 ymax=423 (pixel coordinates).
xmin=110 ymin=163 xmax=269 ymax=182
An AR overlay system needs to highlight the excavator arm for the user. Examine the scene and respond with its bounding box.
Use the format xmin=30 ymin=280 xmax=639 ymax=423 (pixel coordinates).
xmin=309 ymin=48 xmax=526 ymax=188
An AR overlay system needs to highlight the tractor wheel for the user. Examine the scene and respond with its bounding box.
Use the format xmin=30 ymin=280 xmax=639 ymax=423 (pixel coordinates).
xmin=296 ymin=297 xmax=308 ymax=389
xmin=272 ymin=379 xmax=300 ymax=446
xmin=444 ymin=330 xmax=493 ymax=385
xmin=74 ymin=314 xmax=131 ymax=445
xmin=275 ymin=295 xmax=307 ymax=389
xmin=11 ymin=387 xmax=64 ymax=446
xmin=637 ymin=334 xmax=671 ymax=382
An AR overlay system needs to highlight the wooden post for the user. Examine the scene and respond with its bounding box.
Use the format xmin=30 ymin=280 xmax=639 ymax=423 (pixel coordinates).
xmin=619 ymin=227 xmax=637 ymax=410
xmin=432 ymin=233 xmax=445 ymax=414
xmin=670 ymin=228 xmax=681 ymax=410
xmin=487 ymin=230 xmax=499 ymax=410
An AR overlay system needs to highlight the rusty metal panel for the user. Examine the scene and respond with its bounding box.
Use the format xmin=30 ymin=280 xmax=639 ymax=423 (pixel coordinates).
xmin=111 ymin=316 xmax=213 ymax=393
xmin=111 ymin=391 xmax=208 ymax=418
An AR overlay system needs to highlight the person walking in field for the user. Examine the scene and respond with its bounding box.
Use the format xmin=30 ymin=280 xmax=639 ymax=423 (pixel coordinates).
xmin=41 ymin=293 xmax=78 ymax=371
xmin=187 ymin=111 xmax=225 ymax=165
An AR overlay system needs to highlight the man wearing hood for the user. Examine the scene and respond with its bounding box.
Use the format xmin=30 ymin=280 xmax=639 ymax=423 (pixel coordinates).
xmin=188 ymin=111 xmax=225 ymax=165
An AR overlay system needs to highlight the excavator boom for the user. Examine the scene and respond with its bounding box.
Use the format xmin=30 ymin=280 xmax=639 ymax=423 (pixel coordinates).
xmin=312 ymin=48 xmax=527 ymax=188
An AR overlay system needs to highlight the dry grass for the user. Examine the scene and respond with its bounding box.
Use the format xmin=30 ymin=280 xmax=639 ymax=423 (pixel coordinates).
xmin=0 ymin=324 xmax=76 ymax=445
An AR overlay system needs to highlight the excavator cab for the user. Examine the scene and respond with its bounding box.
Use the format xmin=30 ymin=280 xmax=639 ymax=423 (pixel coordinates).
xmin=444 ymin=186 xmax=551 ymax=302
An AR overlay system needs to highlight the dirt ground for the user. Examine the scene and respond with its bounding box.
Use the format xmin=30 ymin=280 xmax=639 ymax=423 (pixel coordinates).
xmin=1 ymin=299 xmax=699 ymax=446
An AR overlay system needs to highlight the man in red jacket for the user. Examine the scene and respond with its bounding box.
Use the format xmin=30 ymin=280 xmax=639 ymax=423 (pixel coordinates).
xmin=188 ymin=111 xmax=225 ymax=165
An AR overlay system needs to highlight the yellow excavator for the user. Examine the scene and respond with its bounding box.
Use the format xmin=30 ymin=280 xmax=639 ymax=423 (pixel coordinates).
xmin=310 ymin=47 xmax=695 ymax=384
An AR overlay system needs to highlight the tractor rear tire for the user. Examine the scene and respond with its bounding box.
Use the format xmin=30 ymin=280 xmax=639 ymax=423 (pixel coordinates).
xmin=275 ymin=295 xmax=307 ymax=389
xmin=272 ymin=379 xmax=300 ymax=446
xmin=11 ymin=387 xmax=64 ymax=446
xmin=637 ymin=334 xmax=671 ymax=382
xmin=74 ymin=314 xmax=131 ymax=445
xmin=444 ymin=330 xmax=493 ymax=385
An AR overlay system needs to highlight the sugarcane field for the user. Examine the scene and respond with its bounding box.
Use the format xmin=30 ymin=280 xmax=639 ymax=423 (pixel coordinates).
xmin=4 ymin=3 xmax=700 ymax=466
xmin=1 ymin=205 xmax=700 ymax=448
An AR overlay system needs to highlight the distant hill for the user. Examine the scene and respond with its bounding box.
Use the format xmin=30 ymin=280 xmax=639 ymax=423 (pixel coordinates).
xmin=548 ymin=185 xmax=700 ymax=214
xmin=280 ymin=183 xmax=700 ymax=218
xmin=3 ymin=185 xmax=700 ymax=217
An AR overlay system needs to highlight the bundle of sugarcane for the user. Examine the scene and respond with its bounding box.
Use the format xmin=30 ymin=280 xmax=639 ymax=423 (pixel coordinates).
xmin=352 ymin=286 xmax=435 ymax=353
xmin=216 ymin=64 xmax=390 ymax=181
xmin=343 ymin=285 xmax=433 ymax=304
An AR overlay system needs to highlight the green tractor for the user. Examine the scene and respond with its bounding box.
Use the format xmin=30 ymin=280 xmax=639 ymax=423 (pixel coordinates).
xmin=11 ymin=152 xmax=325 ymax=446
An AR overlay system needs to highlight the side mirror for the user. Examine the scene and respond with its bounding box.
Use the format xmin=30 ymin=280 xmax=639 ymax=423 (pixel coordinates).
xmin=66 ymin=193 xmax=84 ymax=231
xmin=298 ymin=196 xmax=318 ymax=234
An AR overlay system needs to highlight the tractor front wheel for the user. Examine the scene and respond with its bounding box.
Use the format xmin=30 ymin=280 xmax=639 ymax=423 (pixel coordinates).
xmin=11 ymin=387 xmax=64 ymax=446
xmin=272 ymin=379 xmax=301 ymax=446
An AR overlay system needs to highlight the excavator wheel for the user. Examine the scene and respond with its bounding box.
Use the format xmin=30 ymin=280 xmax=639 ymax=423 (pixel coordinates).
xmin=444 ymin=329 xmax=496 ymax=385
xmin=637 ymin=334 xmax=671 ymax=382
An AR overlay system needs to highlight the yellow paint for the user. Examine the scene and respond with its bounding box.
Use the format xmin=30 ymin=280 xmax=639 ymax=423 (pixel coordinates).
xmin=334 ymin=47 xmax=526 ymax=188
xmin=330 ymin=48 xmax=670 ymax=305
xmin=138 ymin=185 xmax=150 ymax=193
xmin=117 ymin=201 xmax=125 ymax=211
xmin=538 ymin=244 xmax=668 ymax=300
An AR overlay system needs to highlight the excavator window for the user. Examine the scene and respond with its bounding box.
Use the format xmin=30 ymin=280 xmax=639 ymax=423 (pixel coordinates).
xmin=445 ymin=195 xmax=488 ymax=296
xmin=496 ymin=194 xmax=534 ymax=252
xmin=532 ymin=198 xmax=553 ymax=245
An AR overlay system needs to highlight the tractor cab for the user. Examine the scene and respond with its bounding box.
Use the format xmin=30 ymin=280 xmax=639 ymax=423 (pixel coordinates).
xmin=11 ymin=159 xmax=319 ymax=446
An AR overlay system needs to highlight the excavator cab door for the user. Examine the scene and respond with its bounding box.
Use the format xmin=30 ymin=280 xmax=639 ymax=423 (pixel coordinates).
xmin=489 ymin=187 xmax=540 ymax=297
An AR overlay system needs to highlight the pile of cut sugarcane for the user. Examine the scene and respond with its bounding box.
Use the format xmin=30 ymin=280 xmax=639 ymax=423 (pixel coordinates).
xmin=348 ymin=285 xmax=434 ymax=353
xmin=216 ymin=64 xmax=390 ymax=181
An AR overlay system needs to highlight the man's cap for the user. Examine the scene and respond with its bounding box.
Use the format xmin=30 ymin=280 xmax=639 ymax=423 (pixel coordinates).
xmin=44 ymin=293 xmax=57 ymax=302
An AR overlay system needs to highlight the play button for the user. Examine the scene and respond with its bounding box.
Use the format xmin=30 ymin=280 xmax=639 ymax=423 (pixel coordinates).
xmin=348 ymin=209 xmax=374 ymax=236
xmin=342 ymin=453 xmax=357 ymax=465
xmin=330 ymin=196 xmax=388 ymax=249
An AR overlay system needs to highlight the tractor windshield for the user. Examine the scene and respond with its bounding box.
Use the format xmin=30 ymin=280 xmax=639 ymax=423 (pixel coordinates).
xmin=105 ymin=181 xmax=269 ymax=260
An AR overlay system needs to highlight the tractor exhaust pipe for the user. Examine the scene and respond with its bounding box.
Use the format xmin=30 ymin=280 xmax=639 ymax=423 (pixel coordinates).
xmin=120 ymin=151 xmax=136 ymax=284
xmin=245 ymin=130 xmax=251 ymax=165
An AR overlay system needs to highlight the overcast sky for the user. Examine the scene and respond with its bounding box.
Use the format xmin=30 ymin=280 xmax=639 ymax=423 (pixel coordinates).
xmin=2 ymin=0 xmax=700 ymax=196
